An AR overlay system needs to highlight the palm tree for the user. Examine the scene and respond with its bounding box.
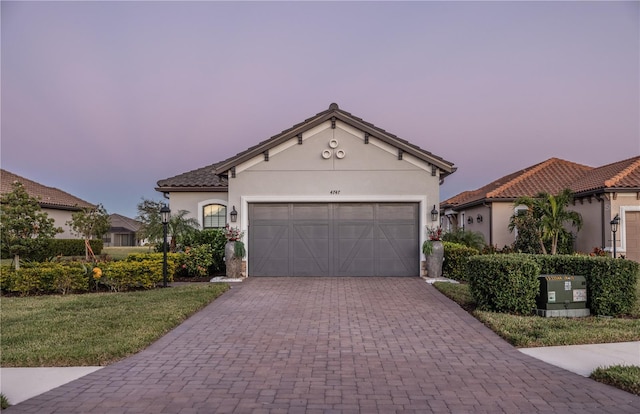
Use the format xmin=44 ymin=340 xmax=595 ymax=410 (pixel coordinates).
xmin=167 ymin=210 xmax=200 ymax=252
xmin=510 ymin=189 xmax=582 ymax=255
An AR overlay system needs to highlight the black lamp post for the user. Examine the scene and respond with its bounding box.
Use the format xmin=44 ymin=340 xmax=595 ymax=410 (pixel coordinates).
xmin=160 ymin=205 xmax=171 ymax=287
xmin=610 ymin=214 xmax=620 ymax=258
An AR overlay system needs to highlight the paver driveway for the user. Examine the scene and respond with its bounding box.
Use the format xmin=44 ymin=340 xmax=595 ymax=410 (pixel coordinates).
xmin=8 ymin=278 xmax=640 ymax=413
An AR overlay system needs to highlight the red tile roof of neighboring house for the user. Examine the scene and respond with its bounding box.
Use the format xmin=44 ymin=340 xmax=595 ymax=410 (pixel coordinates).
xmin=442 ymin=158 xmax=594 ymax=208
xmin=0 ymin=169 xmax=95 ymax=211
xmin=570 ymin=156 xmax=640 ymax=194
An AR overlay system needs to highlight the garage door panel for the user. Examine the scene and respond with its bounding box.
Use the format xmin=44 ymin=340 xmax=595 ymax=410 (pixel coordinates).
xmin=249 ymin=203 xmax=418 ymax=276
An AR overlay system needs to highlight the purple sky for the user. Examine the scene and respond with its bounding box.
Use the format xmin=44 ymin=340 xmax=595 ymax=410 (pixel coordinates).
xmin=2 ymin=1 xmax=638 ymax=219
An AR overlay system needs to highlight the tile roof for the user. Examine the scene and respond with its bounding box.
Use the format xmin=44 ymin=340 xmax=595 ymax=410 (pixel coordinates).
xmin=109 ymin=213 xmax=142 ymax=232
xmin=570 ymin=156 xmax=640 ymax=193
xmin=443 ymin=155 xmax=640 ymax=209
xmin=1 ymin=169 xmax=95 ymax=211
xmin=442 ymin=158 xmax=593 ymax=207
xmin=156 ymin=164 xmax=228 ymax=191
xmin=156 ymin=103 xmax=456 ymax=191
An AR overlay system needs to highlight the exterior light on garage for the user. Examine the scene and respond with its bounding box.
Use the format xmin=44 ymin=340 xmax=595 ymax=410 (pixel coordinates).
xmin=610 ymin=214 xmax=620 ymax=258
xmin=160 ymin=205 xmax=171 ymax=288
xmin=431 ymin=205 xmax=439 ymax=222
xmin=230 ymin=206 xmax=238 ymax=223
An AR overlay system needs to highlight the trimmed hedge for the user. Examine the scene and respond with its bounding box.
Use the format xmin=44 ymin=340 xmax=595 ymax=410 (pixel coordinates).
xmin=0 ymin=263 xmax=90 ymax=295
xmin=466 ymin=254 xmax=639 ymax=316
xmin=96 ymin=258 xmax=175 ymax=292
xmin=529 ymin=255 xmax=639 ymax=316
xmin=1 ymin=254 xmax=180 ymax=295
xmin=443 ymin=241 xmax=479 ymax=282
xmin=467 ymin=255 xmax=541 ymax=314
xmin=1 ymin=239 xmax=103 ymax=261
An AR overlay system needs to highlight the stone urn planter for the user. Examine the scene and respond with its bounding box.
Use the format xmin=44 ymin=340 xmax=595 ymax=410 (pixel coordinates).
xmin=225 ymin=240 xmax=245 ymax=279
xmin=424 ymin=240 xmax=444 ymax=278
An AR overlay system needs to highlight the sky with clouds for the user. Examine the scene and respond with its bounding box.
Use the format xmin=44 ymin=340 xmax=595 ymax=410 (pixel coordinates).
xmin=2 ymin=1 xmax=638 ymax=218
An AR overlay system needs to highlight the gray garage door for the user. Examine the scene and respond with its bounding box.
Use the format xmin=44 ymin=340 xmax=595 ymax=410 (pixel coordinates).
xmin=249 ymin=203 xmax=419 ymax=277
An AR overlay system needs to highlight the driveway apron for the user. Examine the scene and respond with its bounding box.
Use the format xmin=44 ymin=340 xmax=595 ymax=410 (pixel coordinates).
xmin=7 ymin=278 xmax=640 ymax=413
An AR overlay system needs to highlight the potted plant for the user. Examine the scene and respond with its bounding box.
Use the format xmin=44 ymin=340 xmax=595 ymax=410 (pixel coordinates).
xmin=422 ymin=226 xmax=444 ymax=278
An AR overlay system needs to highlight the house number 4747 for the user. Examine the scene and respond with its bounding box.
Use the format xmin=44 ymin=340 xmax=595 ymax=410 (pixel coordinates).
xmin=330 ymin=190 xmax=341 ymax=195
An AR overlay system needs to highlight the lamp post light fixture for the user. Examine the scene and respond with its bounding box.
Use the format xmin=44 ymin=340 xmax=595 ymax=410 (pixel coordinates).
xmin=160 ymin=205 xmax=171 ymax=287
xmin=431 ymin=205 xmax=439 ymax=222
xmin=610 ymin=214 xmax=620 ymax=258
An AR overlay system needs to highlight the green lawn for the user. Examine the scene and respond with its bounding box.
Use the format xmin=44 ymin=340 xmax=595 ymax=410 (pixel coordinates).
xmin=102 ymin=246 xmax=156 ymax=260
xmin=0 ymin=284 xmax=229 ymax=367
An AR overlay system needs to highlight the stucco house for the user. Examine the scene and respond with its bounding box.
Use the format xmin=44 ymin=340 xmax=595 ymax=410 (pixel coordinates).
xmin=0 ymin=169 xmax=96 ymax=239
xmin=104 ymin=213 xmax=143 ymax=247
xmin=156 ymin=103 xmax=456 ymax=277
xmin=442 ymin=156 xmax=640 ymax=262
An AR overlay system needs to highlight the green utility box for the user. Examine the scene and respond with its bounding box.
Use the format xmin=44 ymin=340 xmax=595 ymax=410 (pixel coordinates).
xmin=536 ymin=275 xmax=590 ymax=317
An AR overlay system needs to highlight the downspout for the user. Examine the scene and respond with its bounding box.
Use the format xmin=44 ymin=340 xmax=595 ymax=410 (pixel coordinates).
xmin=595 ymin=194 xmax=605 ymax=248
xmin=484 ymin=202 xmax=493 ymax=246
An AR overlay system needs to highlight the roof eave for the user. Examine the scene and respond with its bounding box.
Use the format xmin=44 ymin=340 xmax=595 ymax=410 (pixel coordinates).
xmin=155 ymin=186 xmax=229 ymax=193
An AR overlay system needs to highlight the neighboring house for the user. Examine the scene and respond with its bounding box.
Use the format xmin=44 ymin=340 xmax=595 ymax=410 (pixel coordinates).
xmin=442 ymin=156 xmax=640 ymax=262
xmin=157 ymin=103 xmax=456 ymax=277
xmin=0 ymin=169 xmax=96 ymax=239
xmin=104 ymin=213 xmax=142 ymax=247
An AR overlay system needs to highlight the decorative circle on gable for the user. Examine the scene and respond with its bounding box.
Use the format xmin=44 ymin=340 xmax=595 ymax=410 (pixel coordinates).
xmin=329 ymin=139 xmax=339 ymax=148
xmin=321 ymin=150 xmax=332 ymax=159
xmin=336 ymin=150 xmax=346 ymax=159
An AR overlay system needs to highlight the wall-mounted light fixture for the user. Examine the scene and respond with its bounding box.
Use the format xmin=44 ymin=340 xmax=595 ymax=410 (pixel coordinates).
xmin=467 ymin=216 xmax=473 ymax=224
xmin=230 ymin=206 xmax=238 ymax=223
xmin=610 ymin=214 xmax=620 ymax=258
xmin=431 ymin=205 xmax=439 ymax=222
xmin=477 ymin=214 xmax=483 ymax=223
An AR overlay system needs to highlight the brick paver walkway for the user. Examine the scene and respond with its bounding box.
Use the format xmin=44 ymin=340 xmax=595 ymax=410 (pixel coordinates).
xmin=7 ymin=278 xmax=640 ymax=413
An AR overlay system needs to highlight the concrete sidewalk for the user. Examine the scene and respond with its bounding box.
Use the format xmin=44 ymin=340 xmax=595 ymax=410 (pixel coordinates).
xmin=520 ymin=341 xmax=640 ymax=377
xmin=2 ymin=342 xmax=638 ymax=406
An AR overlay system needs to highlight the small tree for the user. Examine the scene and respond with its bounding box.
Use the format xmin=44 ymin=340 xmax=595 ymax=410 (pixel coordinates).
xmin=66 ymin=204 xmax=111 ymax=260
xmin=136 ymin=198 xmax=164 ymax=245
xmin=0 ymin=182 xmax=61 ymax=269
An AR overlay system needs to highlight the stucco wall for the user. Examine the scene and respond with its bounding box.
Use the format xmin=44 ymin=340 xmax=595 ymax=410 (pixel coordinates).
xmin=457 ymin=204 xmax=491 ymax=246
xmin=43 ymin=208 xmax=77 ymax=239
xmin=168 ymin=192 xmax=228 ymax=228
xmin=228 ymin=121 xmax=441 ymax=259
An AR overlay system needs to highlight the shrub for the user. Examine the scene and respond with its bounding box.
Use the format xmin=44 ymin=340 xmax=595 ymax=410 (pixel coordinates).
xmin=96 ymin=257 xmax=176 ymax=292
xmin=467 ymin=254 xmax=541 ymax=314
xmin=178 ymin=244 xmax=215 ymax=278
xmin=443 ymin=241 xmax=479 ymax=282
xmin=443 ymin=228 xmax=486 ymax=251
xmin=1 ymin=262 xmax=89 ymax=295
xmin=37 ymin=239 xmax=104 ymax=261
xmin=181 ymin=229 xmax=226 ymax=274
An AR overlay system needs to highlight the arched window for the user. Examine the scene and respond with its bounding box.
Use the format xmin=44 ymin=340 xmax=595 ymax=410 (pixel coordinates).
xmin=203 ymin=204 xmax=226 ymax=229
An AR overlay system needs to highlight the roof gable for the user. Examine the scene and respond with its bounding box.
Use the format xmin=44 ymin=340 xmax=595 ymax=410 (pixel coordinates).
xmin=157 ymin=103 xmax=456 ymax=191
xmin=1 ymin=169 xmax=95 ymax=211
